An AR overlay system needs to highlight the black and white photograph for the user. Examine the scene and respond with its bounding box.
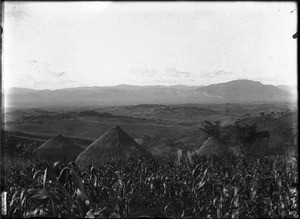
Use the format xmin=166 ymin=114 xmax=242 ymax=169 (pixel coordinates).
xmin=1 ymin=1 xmax=298 ymax=218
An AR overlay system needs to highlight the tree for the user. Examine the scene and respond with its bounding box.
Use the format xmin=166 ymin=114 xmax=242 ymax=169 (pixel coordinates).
xmin=235 ymin=123 xmax=270 ymax=144
xmin=200 ymin=120 xmax=221 ymax=138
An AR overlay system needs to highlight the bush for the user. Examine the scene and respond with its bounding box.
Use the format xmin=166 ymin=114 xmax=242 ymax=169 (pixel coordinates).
xmin=200 ymin=120 xmax=221 ymax=137
xmin=1 ymin=155 xmax=35 ymax=175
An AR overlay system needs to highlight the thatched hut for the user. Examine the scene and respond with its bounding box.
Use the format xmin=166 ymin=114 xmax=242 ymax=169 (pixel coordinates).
xmin=194 ymin=136 xmax=230 ymax=158
xmin=75 ymin=126 xmax=152 ymax=170
xmin=33 ymin=134 xmax=84 ymax=162
xmin=174 ymin=129 xmax=209 ymax=153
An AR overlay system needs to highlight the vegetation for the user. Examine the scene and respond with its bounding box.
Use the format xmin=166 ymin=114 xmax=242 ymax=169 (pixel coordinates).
xmin=1 ymin=155 xmax=35 ymax=175
xmin=2 ymin=104 xmax=297 ymax=218
xmin=2 ymin=132 xmax=36 ymax=158
xmin=78 ymin=110 xmax=115 ymax=118
xmin=2 ymin=154 xmax=298 ymax=218
xmin=200 ymin=120 xmax=221 ymax=138
xmin=199 ymin=118 xmax=297 ymax=158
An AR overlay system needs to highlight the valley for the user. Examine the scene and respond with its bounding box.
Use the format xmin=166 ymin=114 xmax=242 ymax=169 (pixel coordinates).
xmin=4 ymin=101 xmax=297 ymax=155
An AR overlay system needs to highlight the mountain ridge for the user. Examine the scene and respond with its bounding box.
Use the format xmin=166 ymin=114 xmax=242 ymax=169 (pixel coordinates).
xmin=6 ymin=84 xmax=203 ymax=92
xmin=5 ymin=80 xmax=295 ymax=107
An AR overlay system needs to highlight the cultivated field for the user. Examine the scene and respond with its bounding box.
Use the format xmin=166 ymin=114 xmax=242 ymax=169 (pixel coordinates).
xmin=2 ymin=154 xmax=298 ymax=218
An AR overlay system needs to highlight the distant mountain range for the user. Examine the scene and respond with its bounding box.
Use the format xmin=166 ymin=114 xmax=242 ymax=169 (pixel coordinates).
xmin=5 ymin=80 xmax=295 ymax=107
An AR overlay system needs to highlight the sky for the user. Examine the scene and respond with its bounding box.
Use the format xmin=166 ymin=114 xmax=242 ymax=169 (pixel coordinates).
xmin=2 ymin=2 xmax=298 ymax=90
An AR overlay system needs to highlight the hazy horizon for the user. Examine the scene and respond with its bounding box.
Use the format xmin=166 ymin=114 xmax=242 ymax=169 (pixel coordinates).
xmin=4 ymin=78 xmax=297 ymax=92
xmin=3 ymin=2 xmax=297 ymax=90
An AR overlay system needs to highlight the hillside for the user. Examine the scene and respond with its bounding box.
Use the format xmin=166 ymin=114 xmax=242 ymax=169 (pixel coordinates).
xmin=196 ymin=80 xmax=292 ymax=102
xmin=277 ymin=85 xmax=297 ymax=96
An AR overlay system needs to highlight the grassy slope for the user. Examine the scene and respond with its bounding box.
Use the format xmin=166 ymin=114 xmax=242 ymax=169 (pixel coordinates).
xmin=4 ymin=103 xmax=295 ymax=155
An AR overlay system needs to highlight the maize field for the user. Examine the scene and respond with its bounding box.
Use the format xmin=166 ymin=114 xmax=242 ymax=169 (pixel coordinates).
xmin=2 ymin=154 xmax=298 ymax=218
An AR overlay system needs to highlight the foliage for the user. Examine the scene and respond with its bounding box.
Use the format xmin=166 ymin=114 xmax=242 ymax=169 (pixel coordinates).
xmin=2 ymin=134 xmax=26 ymax=157
xmin=218 ymin=122 xmax=274 ymax=157
xmin=200 ymin=120 xmax=221 ymax=138
xmin=234 ymin=123 xmax=269 ymax=145
xmin=2 ymin=132 xmax=37 ymax=163
xmin=1 ymin=155 xmax=35 ymax=175
xmin=2 ymin=154 xmax=298 ymax=218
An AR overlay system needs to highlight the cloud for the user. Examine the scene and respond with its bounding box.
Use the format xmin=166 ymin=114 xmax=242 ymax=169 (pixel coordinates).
xmin=165 ymin=68 xmax=191 ymax=77
xmin=130 ymin=68 xmax=158 ymax=77
xmin=214 ymin=70 xmax=233 ymax=76
xmin=19 ymin=72 xmax=80 ymax=89
xmin=5 ymin=3 xmax=30 ymax=21
xmin=26 ymin=60 xmax=68 ymax=78
xmin=37 ymin=79 xmax=80 ymax=86
xmin=57 ymin=71 xmax=67 ymax=77
xmin=202 ymin=70 xmax=233 ymax=78
xmin=28 ymin=60 xmax=38 ymax=64
xmin=17 ymin=60 xmax=80 ymax=89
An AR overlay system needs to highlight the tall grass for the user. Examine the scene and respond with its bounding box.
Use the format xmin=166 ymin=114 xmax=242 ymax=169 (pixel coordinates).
xmin=4 ymin=154 xmax=298 ymax=218
xmin=1 ymin=155 xmax=35 ymax=174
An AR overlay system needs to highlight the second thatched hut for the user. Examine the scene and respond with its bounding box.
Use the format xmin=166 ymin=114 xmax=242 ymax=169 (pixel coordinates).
xmin=75 ymin=126 xmax=152 ymax=170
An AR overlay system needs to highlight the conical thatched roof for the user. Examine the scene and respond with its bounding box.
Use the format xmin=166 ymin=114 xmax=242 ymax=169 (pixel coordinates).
xmin=194 ymin=137 xmax=230 ymax=158
xmin=33 ymin=134 xmax=84 ymax=162
xmin=174 ymin=129 xmax=209 ymax=152
xmin=75 ymin=126 xmax=153 ymax=170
